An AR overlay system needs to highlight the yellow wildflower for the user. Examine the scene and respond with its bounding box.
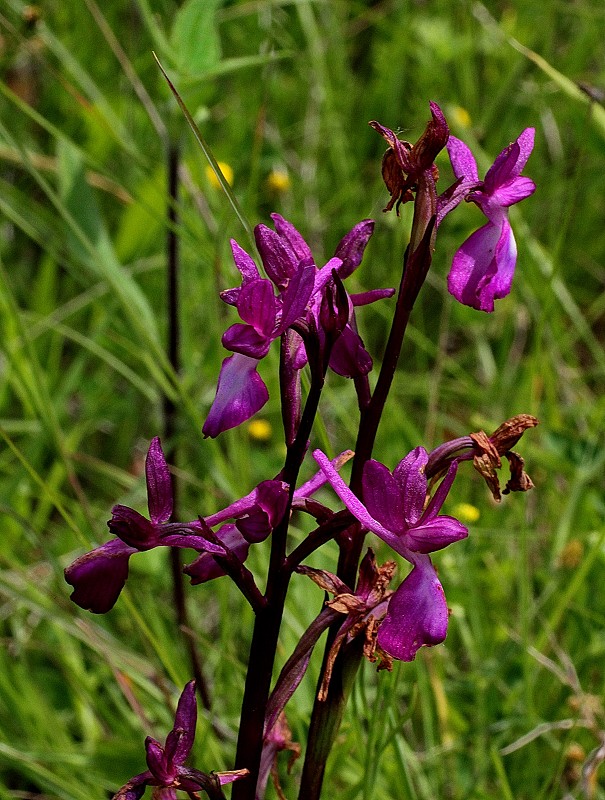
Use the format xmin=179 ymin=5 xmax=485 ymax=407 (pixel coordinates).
xmin=248 ymin=419 xmax=272 ymax=442
xmin=451 ymin=502 xmax=480 ymax=524
xmin=266 ymin=169 xmax=291 ymax=193
xmin=205 ymin=161 xmax=234 ymax=189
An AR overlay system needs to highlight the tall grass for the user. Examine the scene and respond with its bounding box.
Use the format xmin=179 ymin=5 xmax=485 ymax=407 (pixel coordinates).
xmin=1 ymin=0 xmax=605 ymax=797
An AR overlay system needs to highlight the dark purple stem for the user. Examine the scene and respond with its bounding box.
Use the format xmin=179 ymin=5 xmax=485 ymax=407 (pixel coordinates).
xmin=232 ymin=333 xmax=334 ymax=800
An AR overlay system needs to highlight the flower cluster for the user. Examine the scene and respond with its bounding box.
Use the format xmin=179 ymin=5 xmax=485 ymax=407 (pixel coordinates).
xmin=202 ymin=215 xmax=394 ymax=438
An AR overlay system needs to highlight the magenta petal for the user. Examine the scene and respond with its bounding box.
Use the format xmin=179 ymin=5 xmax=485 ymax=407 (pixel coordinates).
xmin=313 ymin=449 xmax=396 ymax=546
xmin=362 ymin=460 xmax=405 ymax=533
xmin=328 ymin=325 xmax=373 ymax=378
xmin=405 ymin=516 xmax=468 ymax=553
xmin=152 ymin=789 xmax=177 ymax=800
xmin=236 ymin=279 xmax=278 ymax=336
xmin=65 ymin=539 xmax=135 ymax=614
xmin=203 ymin=479 xmax=288 ymax=528
xmin=446 ymin=135 xmax=479 ymax=182
xmin=230 ymin=239 xmax=259 ymax=282
xmin=220 ymin=286 xmax=240 ymax=306
xmin=146 ymin=437 xmax=173 ymax=525
xmin=350 ymin=287 xmax=395 ymax=306
xmin=236 ymin=508 xmax=273 ymax=543
xmin=255 ymin=479 xmax=290 ymax=529
xmin=333 ymin=219 xmax=374 ymax=278
xmin=113 ymin=771 xmax=152 ymax=800
xmin=270 ymin=213 xmax=314 ymax=263
xmin=160 ymin=531 xmax=226 ymax=555
xmin=513 ymin=128 xmax=536 ymax=171
xmin=423 ymin=460 xmax=459 ymax=519
xmin=203 ymin=354 xmax=269 ymax=437
xmin=108 ymin=505 xmax=159 ymax=550
xmin=485 ymin=128 xmax=535 ymax=192
xmin=255 ymin=224 xmax=298 ymax=288
xmin=222 ymin=323 xmax=272 ymax=358
xmin=145 ymin=737 xmax=173 ymax=784
xmin=278 ymin=261 xmax=315 ymax=331
xmin=165 ymin=681 xmax=196 ymax=766
xmin=377 ymin=556 xmax=449 ymax=661
xmin=293 ymin=450 xmax=354 ymax=500
xmin=492 ymin=176 xmax=536 ymax=207
xmin=234 ymin=478 xmax=289 ymax=541
xmin=447 ymin=220 xmax=504 ymax=312
xmin=393 ymin=447 xmax=429 ymax=526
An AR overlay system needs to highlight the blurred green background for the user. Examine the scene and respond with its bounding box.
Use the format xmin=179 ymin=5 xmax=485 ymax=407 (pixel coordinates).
xmin=1 ymin=0 xmax=605 ymax=798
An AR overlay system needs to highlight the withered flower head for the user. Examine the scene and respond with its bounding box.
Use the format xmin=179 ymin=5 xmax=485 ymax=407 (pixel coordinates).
xmin=370 ymin=101 xmax=449 ymax=214
xmin=471 ymin=414 xmax=538 ymax=501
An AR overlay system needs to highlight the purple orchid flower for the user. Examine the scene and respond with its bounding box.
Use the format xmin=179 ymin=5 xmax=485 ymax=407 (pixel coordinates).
xmin=65 ymin=440 xmax=290 ymax=614
xmin=203 ymin=216 xmax=394 ymax=438
xmin=112 ymin=681 xmax=248 ymax=800
xmin=444 ymin=128 xmax=536 ymax=312
xmin=65 ymin=438 xmax=225 ymax=614
xmin=313 ymin=447 xmax=467 ymax=661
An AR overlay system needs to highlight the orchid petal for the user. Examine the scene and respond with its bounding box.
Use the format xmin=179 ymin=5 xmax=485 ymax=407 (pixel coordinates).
xmin=112 ymin=772 xmax=153 ymax=800
xmin=333 ymin=219 xmax=375 ymax=279
xmin=314 ymin=257 xmax=345 ymax=295
xmin=393 ymin=447 xmax=428 ymax=526
xmin=146 ymin=437 xmax=173 ymax=525
xmin=145 ymin=737 xmax=173 ymax=784
xmin=446 ymin=135 xmax=479 ymax=183
xmin=405 ymin=516 xmax=468 ymax=553
xmin=255 ymin=224 xmax=299 ymax=288
xmin=108 ymin=505 xmax=158 ymax=549
xmin=203 ymin=354 xmax=269 ymax=437
xmin=278 ymin=261 xmax=315 ymax=332
xmin=270 ymin=213 xmax=314 ymax=263
xmin=362 ymin=460 xmax=405 ymax=534
xmin=447 ymin=220 xmax=508 ymax=312
xmin=313 ymin=450 xmax=398 ymax=547
xmin=236 ymin=279 xmax=278 ymax=336
xmin=160 ymin=532 xmax=226 ymax=555
xmin=166 ymin=680 xmax=196 ymax=766
xmin=423 ymin=460 xmax=459 ymax=520
xmin=377 ymin=556 xmax=449 ymax=661
xmin=491 ymin=176 xmax=536 ymax=207
xmin=485 ymin=128 xmax=535 ymax=192
xmin=230 ymin=239 xmax=259 ymax=282
xmin=65 ymin=539 xmax=135 ymax=614
xmin=293 ymin=450 xmax=354 ymax=500
xmin=350 ymin=287 xmax=395 ymax=306
xmin=184 ymin=524 xmax=250 ymax=584
xmin=328 ymin=324 xmax=373 ymax=378
xmin=203 ymin=480 xmax=288 ymax=528
xmin=222 ymin=323 xmax=273 ymax=359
